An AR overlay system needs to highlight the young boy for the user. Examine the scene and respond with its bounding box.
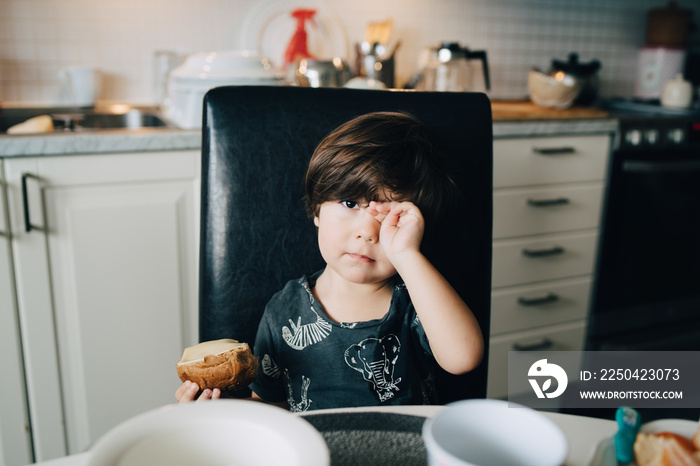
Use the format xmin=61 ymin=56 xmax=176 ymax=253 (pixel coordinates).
xmin=176 ymin=111 xmax=483 ymax=410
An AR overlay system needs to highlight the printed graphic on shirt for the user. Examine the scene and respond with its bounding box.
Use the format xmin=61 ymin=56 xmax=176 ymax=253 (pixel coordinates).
xmin=339 ymin=322 xmax=358 ymax=329
xmin=344 ymin=334 xmax=402 ymax=402
xmin=284 ymin=369 xmax=312 ymax=412
xmin=282 ymin=310 xmax=333 ymax=350
xmin=261 ymin=354 xmax=281 ymax=378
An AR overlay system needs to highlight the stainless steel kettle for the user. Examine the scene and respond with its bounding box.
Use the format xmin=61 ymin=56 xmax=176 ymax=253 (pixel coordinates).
xmin=407 ymin=42 xmax=490 ymax=92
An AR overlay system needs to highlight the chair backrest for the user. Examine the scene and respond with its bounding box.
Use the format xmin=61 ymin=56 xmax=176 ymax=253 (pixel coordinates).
xmin=200 ymin=86 xmax=492 ymax=403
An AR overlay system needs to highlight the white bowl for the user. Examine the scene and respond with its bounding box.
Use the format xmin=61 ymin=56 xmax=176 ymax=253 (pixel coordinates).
xmin=422 ymin=399 xmax=568 ymax=466
xmin=88 ymin=400 xmax=329 ymax=466
xmin=528 ymin=69 xmax=581 ymax=109
xmin=170 ymin=50 xmax=280 ymax=83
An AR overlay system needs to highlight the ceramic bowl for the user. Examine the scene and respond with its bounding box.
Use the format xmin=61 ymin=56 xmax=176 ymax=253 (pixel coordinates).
xmin=422 ymin=399 xmax=568 ymax=466
xmin=88 ymin=400 xmax=329 ymax=466
xmin=528 ymin=69 xmax=581 ymax=109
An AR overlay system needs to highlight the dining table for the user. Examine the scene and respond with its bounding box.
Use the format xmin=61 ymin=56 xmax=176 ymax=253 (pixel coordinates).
xmin=33 ymin=404 xmax=618 ymax=466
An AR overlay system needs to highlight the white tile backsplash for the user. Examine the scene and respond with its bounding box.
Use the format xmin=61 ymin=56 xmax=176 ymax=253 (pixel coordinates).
xmin=1 ymin=0 xmax=698 ymax=106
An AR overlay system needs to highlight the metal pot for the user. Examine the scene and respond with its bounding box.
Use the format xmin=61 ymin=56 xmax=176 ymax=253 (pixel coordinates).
xmin=286 ymin=58 xmax=351 ymax=88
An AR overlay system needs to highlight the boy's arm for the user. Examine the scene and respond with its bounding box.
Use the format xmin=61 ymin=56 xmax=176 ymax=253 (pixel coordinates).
xmin=368 ymin=201 xmax=484 ymax=375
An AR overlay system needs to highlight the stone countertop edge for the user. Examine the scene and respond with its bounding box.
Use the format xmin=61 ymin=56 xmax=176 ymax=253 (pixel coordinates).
xmin=0 ymin=129 xmax=202 ymax=157
xmin=0 ymin=119 xmax=618 ymax=158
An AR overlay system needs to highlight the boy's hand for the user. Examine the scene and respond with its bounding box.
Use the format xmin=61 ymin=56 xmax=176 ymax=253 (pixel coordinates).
xmin=367 ymin=201 xmax=424 ymax=262
xmin=175 ymin=380 xmax=221 ymax=403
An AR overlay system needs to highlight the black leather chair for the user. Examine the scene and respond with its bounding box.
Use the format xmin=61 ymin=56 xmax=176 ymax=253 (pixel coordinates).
xmin=199 ymin=86 xmax=492 ymax=403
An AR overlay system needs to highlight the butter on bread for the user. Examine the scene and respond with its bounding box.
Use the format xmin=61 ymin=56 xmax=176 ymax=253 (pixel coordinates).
xmin=176 ymin=339 xmax=258 ymax=391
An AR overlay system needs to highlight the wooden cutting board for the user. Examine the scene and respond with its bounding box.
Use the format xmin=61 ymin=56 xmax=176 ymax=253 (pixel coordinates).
xmin=491 ymin=101 xmax=609 ymax=121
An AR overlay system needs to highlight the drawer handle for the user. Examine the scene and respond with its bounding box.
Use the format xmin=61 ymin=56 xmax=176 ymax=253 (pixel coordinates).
xmin=532 ymin=146 xmax=576 ymax=155
xmin=522 ymin=246 xmax=564 ymax=257
xmin=518 ymin=293 xmax=560 ymax=306
xmin=527 ymin=197 xmax=570 ymax=207
xmin=21 ymin=173 xmax=42 ymax=233
xmin=513 ymin=338 xmax=554 ymax=351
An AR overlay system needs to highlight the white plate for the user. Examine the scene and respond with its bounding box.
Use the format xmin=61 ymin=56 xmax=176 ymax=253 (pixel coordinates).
xmin=587 ymin=419 xmax=698 ymax=466
xmin=238 ymin=0 xmax=349 ymax=70
xmin=88 ymin=400 xmax=329 ymax=466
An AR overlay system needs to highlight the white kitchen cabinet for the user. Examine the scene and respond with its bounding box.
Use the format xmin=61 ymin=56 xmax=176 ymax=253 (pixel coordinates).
xmin=0 ymin=163 xmax=33 ymax=465
xmin=487 ymin=133 xmax=612 ymax=399
xmin=2 ymin=150 xmax=200 ymax=462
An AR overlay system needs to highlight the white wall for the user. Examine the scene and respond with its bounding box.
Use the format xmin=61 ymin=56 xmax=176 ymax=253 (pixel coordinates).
xmin=1 ymin=0 xmax=698 ymax=106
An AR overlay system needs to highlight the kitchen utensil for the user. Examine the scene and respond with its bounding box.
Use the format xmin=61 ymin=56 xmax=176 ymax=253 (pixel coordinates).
xmin=646 ymin=1 xmax=694 ymax=48
xmin=364 ymin=18 xmax=393 ymax=46
xmin=422 ymin=399 xmax=567 ymax=466
xmin=528 ymin=69 xmax=581 ymax=109
xmin=60 ymin=66 xmax=100 ymax=107
xmin=413 ymin=42 xmax=490 ymax=93
xmin=287 ymin=57 xmax=351 ymax=87
xmin=351 ymin=19 xmax=397 ymax=88
xmin=88 ymin=400 xmax=330 ymax=466
xmin=635 ymin=46 xmax=687 ymax=99
xmin=354 ymin=41 xmax=399 ymax=88
xmin=550 ymin=53 xmax=601 ymax=105
xmin=661 ymin=73 xmax=693 ymax=108
xmin=164 ymin=50 xmax=282 ymax=129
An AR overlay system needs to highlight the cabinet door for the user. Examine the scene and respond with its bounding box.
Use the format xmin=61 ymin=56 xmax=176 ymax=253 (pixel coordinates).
xmin=0 ymin=163 xmax=33 ymax=465
xmin=5 ymin=151 xmax=200 ymax=459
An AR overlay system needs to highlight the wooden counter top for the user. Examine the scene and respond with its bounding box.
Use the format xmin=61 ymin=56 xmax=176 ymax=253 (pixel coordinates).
xmin=492 ymin=101 xmax=610 ymax=121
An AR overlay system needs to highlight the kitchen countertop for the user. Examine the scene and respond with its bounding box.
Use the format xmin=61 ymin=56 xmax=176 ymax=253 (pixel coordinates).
xmin=0 ymin=101 xmax=618 ymax=158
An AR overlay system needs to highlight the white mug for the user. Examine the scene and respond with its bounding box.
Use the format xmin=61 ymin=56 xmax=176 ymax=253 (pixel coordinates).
xmin=661 ymin=74 xmax=693 ymax=109
xmin=61 ymin=66 xmax=100 ymax=107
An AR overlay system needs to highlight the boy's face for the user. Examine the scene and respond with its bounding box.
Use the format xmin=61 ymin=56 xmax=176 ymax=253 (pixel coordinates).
xmin=314 ymin=199 xmax=396 ymax=286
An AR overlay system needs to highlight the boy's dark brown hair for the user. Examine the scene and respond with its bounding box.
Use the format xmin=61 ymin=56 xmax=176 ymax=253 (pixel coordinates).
xmin=304 ymin=111 xmax=456 ymax=226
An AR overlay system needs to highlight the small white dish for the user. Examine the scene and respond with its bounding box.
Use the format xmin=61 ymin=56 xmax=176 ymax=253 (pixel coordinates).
xmin=587 ymin=419 xmax=698 ymax=466
xmin=88 ymin=399 xmax=329 ymax=466
xmin=422 ymin=399 xmax=568 ymax=466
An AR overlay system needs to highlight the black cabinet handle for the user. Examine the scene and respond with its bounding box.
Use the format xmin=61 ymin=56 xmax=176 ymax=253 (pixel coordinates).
xmin=518 ymin=293 xmax=560 ymax=306
xmin=527 ymin=197 xmax=570 ymax=207
xmin=532 ymin=146 xmax=576 ymax=155
xmin=513 ymin=338 xmax=554 ymax=351
xmin=21 ymin=173 xmax=40 ymax=233
xmin=522 ymin=246 xmax=564 ymax=257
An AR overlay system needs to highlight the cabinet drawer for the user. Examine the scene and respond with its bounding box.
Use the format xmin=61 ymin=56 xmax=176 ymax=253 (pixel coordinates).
xmin=492 ymin=231 xmax=598 ymax=288
xmin=494 ymin=135 xmax=610 ymax=188
xmin=487 ymin=321 xmax=586 ymax=399
xmin=493 ymin=184 xmax=604 ymax=239
xmin=490 ymin=277 xmax=591 ymax=335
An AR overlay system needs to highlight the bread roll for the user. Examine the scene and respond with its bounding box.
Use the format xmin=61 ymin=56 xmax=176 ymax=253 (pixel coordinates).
xmin=176 ymin=339 xmax=258 ymax=391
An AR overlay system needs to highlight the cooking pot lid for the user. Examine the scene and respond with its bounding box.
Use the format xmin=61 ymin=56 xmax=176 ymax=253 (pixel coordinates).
xmin=171 ymin=50 xmax=280 ymax=81
xmin=551 ymin=53 xmax=601 ymax=77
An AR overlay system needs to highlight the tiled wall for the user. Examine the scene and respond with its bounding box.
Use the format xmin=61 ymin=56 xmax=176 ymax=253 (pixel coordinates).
xmin=1 ymin=0 xmax=698 ymax=106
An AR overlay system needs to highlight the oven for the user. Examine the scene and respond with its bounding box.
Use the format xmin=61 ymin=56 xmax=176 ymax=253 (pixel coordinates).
xmin=587 ymin=103 xmax=700 ymax=351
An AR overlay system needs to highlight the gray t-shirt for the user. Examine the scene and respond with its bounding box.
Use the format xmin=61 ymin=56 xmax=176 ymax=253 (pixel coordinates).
xmin=250 ymin=270 xmax=438 ymax=412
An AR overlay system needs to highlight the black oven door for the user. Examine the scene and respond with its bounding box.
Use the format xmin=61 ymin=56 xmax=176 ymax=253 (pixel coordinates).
xmin=588 ymin=147 xmax=700 ymax=349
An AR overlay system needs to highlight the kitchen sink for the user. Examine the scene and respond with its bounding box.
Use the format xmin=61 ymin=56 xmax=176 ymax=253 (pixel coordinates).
xmin=0 ymin=106 xmax=177 ymax=133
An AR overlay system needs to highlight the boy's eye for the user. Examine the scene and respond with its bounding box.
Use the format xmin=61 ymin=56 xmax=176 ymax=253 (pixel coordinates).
xmin=340 ymin=200 xmax=359 ymax=209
